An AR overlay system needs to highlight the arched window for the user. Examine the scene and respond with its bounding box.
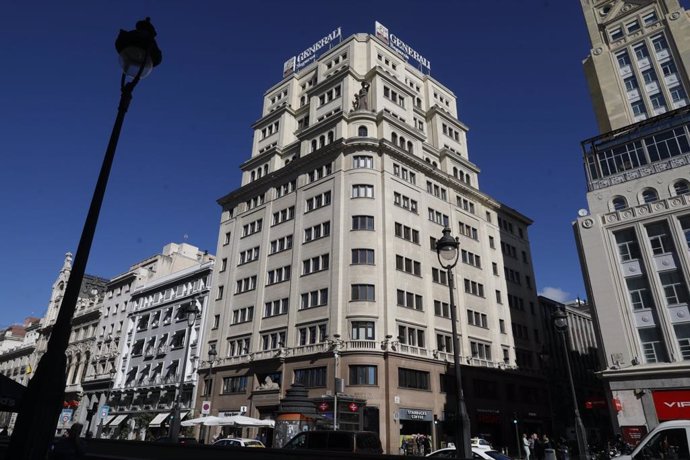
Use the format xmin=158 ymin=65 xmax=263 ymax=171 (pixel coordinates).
xmin=327 ymin=131 xmax=334 ymax=144
xmin=250 ymin=171 xmax=256 ymax=181
xmin=673 ymin=180 xmax=690 ymax=195
xmin=319 ymin=135 xmax=325 ymax=148
xmin=358 ymin=126 xmax=368 ymax=137
xmin=432 ymin=162 xmax=438 ymax=168
xmin=406 ymin=141 xmax=413 ymax=153
xmin=425 ymin=158 xmax=431 ymax=164
xmin=311 ymin=139 xmax=317 ymax=152
xmin=391 ymin=133 xmax=398 ymax=144
xmin=612 ymin=196 xmax=627 ymax=211
xmin=264 ymin=165 xmax=269 ymax=175
xmin=642 ymin=188 xmax=658 ymax=203
xmin=453 ymin=167 xmax=458 ymax=177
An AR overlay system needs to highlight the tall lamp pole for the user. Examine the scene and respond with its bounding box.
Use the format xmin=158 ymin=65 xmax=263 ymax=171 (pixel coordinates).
xmin=436 ymin=227 xmax=471 ymax=459
xmin=7 ymin=18 xmax=161 ymax=460
xmin=553 ymin=308 xmax=588 ymax=460
xmin=200 ymin=347 xmax=218 ymax=443
xmin=168 ymin=300 xmax=200 ymax=442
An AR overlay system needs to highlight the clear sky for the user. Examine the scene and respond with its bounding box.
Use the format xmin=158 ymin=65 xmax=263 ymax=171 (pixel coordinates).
xmin=1 ymin=0 xmax=620 ymax=326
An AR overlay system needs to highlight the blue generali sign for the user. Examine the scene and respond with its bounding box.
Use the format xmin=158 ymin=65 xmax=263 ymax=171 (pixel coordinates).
xmin=283 ymin=27 xmax=342 ymax=77
xmin=375 ymin=21 xmax=431 ymax=73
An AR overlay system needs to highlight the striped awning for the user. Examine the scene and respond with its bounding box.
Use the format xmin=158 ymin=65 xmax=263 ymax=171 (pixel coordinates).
xmin=149 ymin=412 xmax=170 ymax=427
xmin=108 ymin=414 xmax=128 ymax=427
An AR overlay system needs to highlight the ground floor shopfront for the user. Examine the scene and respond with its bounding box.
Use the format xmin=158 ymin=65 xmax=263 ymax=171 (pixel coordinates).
xmin=197 ymin=345 xmax=552 ymax=455
xmin=603 ymin=365 xmax=690 ymax=445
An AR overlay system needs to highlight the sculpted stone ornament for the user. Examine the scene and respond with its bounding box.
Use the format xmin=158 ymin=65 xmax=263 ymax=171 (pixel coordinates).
xmin=257 ymin=376 xmax=280 ymax=390
xmin=353 ymin=81 xmax=370 ymax=110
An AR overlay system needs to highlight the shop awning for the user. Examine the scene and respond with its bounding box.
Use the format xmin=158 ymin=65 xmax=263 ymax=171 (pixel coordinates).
xmin=149 ymin=412 xmax=170 ymax=427
xmin=101 ymin=415 xmax=116 ymax=426
xmin=108 ymin=415 xmax=128 ymax=427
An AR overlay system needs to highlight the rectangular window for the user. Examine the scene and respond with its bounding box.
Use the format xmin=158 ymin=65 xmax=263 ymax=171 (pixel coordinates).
xmin=615 ymin=229 xmax=641 ymax=262
xmin=294 ymin=367 xmax=327 ymax=387
xmin=432 ymin=268 xmax=448 ymax=285
xmin=270 ymin=235 xmax=293 ymax=254
xmin=394 ymin=192 xmax=418 ymax=213
xmin=235 ymin=275 xmax=257 ymax=294
xmin=351 ymin=284 xmax=375 ymax=301
xmin=610 ymin=27 xmax=623 ymax=41
xmin=352 ymin=248 xmax=375 ymax=265
xmin=434 ymin=300 xmax=450 ymax=318
xmin=398 ymin=368 xmax=429 ymax=390
xmin=396 ymin=255 xmax=421 ymax=276
xmin=351 ymin=321 xmax=375 ymax=340
xmin=260 ymin=330 xmax=286 ymax=351
xmin=395 ymin=223 xmax=420 ymax=244
xmin=220 ymin=258 xmax=227 ymax=272
xmin=216 ymin=285 xmax=224 ymax=300
xmin=300 ymin=288 xmax=329 ymax=309
xmin=436 ymin=333 xmax=453 ymax=353
xmin=238 ymin=246 xmax=260 ymax=265
xmin=227 ymin=336 xmax=250 ymax=357
xmin=302 ymin=254 xmax=329 ymax=275
xmin=352 ymin=215 xmax=375 ymax=231
xmin=241 ymin=219 xmax=263 ymax=237
xmin=467 ymin=310 xmax=488 ymax=328
xmin=470 ymin=341 xmax=492 ymax=360
xmin=305 ymin=191 xmax=332 ymax=212
xmin=352 ymin=184 xmax=374 ymax=198
xmin=307 ymin=163 xmax=333 ymax=183
xmin=428 ymin=207 xmax=449 ymax=226
xmin=458 ymin=221 xmax=479 ymax=240
xmin=264 ymin=298 xmax=289 ymax=317
xmin=223 ymin=232 xmax=231 ymax=245
xmin=350 ymin=365 xmax=377 ymax=385
xmin=397 ymin=289 xmax=423 ymax=310
xmin=272 ymin=206 xmax=295 ymax=225
xmin=398 ymin=325 xmax=425 ymax=348
xmin=304 ymin=221 xmax=331 ymax=242
xmin=464 ymin=279 xmax=485 ymax=297
xmin=660 ymin=271 xmax=689 ymax=306
xmin=231 ymin=306 xmax=254 ymax=325
xmin=392 ymin=163 xmax=416 ymax=185
xmin=275 ymin=179 xmax=296 ymax=197
xmin=297 ymin=323 xmax=326 ymax=346
xmin=222 ymin=376 xmax=248 ymax=394
xmin=266 ymin=265 xmax=291 ymax=285
xmin=461 ymin=249 xmax=481 ymax=268
xmin=353 ymin=155 xmax=373 ymax=169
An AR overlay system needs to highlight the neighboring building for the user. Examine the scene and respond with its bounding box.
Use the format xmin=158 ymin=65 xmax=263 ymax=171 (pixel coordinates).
xmin=0 ymin=317 xmax=40 ymax=430
xmin=538 ymin=297 xmax=609 ymax=445
xmin=106 ymin=243 xmax=214 ymax=440
xmin=201 ymin=30 xmax=549 ymax=454
xmin=575 ymin=0 xmax=690 ymax=435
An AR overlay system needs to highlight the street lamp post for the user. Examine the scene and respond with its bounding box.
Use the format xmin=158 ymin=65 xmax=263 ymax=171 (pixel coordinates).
xmin=327 ymin=335 xmax=344 ymax=431
xmin=436 ymin=227 xmax=471 ymax=460
xmin=168 ymin=300 xmax=200 ymax=442
xmin=95 ymin=366 xmax=117 ymax=438
xmin=200 ymin=347 xmax=218 ymax=443
xmin=552 ymin=308 xmax=588 ymax=460
xmin=7 ymin=18 xmax=161 ymax=460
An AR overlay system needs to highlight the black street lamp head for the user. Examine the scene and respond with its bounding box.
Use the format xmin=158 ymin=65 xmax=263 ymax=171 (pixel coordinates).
xmin=553 ymin=308 xmax=568 ymax=333
xmin=436 ymin=227 xmax=459 ymax=269
xmin=208 ymin=347 xmax=218 ymax=360
xmin=115 ymin=17 xmax=162 ymax=78
xmin=184 ymin=301 xmax=199 ymax=327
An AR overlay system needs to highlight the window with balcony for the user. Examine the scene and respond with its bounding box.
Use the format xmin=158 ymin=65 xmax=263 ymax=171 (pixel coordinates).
xmin=615 ymin=229 xmax=641 ymax=262
xmin=642 ymin=188 xmax=659 ymax=203
xmin=626 ymin=277 xmax=655 ymax=310
xmin=639 ymin=327 xmax=668 ymax=363
xmin=351 ymin=321 xmax=375 ymax=340
xmin=398 ymin=325 xmax=425 ymax=348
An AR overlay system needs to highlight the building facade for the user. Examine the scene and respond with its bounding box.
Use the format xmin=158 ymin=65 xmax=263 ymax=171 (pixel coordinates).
xmin=200 ymin=30 xmax=550 ymax=454
xmin=538 ymin=297 xmax=609 ymax=445
xmin=106 ymin=243 xmax=214 ymax=440
xmin=575 ymin=0 xmax=690 ymax=436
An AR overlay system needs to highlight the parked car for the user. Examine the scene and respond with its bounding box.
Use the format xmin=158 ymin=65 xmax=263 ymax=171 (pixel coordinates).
xmin=472 ymin=438 xmax=493 ymax=450
xmin=283 ymin=430 xmax=383 ymax=454
xmin=213 ymin=437 xmax=265 ymax=448
xmin=427 ymin=447 xmax=512 ymax=460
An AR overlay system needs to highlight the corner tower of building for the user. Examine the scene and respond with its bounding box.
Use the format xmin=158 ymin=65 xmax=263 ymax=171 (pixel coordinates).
xmin=581 ymin=0 xmax=690 ymax=132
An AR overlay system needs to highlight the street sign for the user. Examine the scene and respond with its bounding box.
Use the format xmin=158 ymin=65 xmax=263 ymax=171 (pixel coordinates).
xmin=60 ymin=409 xmax=73 ymax=425
xmin=100 ymin=405 xmax=110 ymax=419
xmin=348 ymin=402 xmax=358 ymax=412
xmin=318 ymin=402 xmax=330 ymax=412
xmin=201 ymin=401 xmax=211 ymax=415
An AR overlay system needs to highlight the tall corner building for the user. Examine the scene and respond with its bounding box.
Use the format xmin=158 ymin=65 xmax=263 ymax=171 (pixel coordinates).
xmin=575 ymin=0 xmax=690 ymax=434
xmin=203 ymin=30 xmax=548 ymax=453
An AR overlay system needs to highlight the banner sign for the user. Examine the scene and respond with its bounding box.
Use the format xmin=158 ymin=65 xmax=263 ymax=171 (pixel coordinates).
xmin=653 ymin=390 xmax=690 ymax=420
xmin=374 ymin=21 xmax=431 ymax=73
xmin=283 ymin=27 xmax=342 ymax=77
xmin=399 ymin=408 xmax=433 ymax=421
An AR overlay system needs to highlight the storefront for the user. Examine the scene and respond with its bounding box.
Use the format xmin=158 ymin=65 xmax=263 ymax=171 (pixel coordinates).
xmin=652 ymin=390 xmax=690 ymax=421
xmin=398 ymin=408 xmax=434 ymax=455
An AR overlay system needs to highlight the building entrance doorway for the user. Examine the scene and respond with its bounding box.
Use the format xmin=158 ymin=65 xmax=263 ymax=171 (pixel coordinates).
xmin=399 ymin=408 xmax=433 ymax=455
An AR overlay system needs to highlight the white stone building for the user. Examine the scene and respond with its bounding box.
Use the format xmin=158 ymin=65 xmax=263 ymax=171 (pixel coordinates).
xmin=575 ymin=0 xmax=690 ymax=434
xmin=201 ymin=30 xmax=548 ymax=453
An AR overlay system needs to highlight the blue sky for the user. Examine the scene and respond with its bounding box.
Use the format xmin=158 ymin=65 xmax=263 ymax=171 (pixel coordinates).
xmin=1 ymin=0 xmax=608 ymax=326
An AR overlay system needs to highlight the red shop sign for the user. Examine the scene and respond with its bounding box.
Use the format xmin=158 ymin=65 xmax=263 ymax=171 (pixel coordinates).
xmin=652 ymin=390 xmax=690 ymax=421
xmin=348 ymin=403 xmax=358 ymax=412
xmin=318 ymin=402 xmax=330 ymax=412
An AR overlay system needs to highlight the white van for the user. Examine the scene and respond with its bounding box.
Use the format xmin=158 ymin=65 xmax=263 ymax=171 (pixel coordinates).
xmin=619 ymin=420 xmax=690 ymax=460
